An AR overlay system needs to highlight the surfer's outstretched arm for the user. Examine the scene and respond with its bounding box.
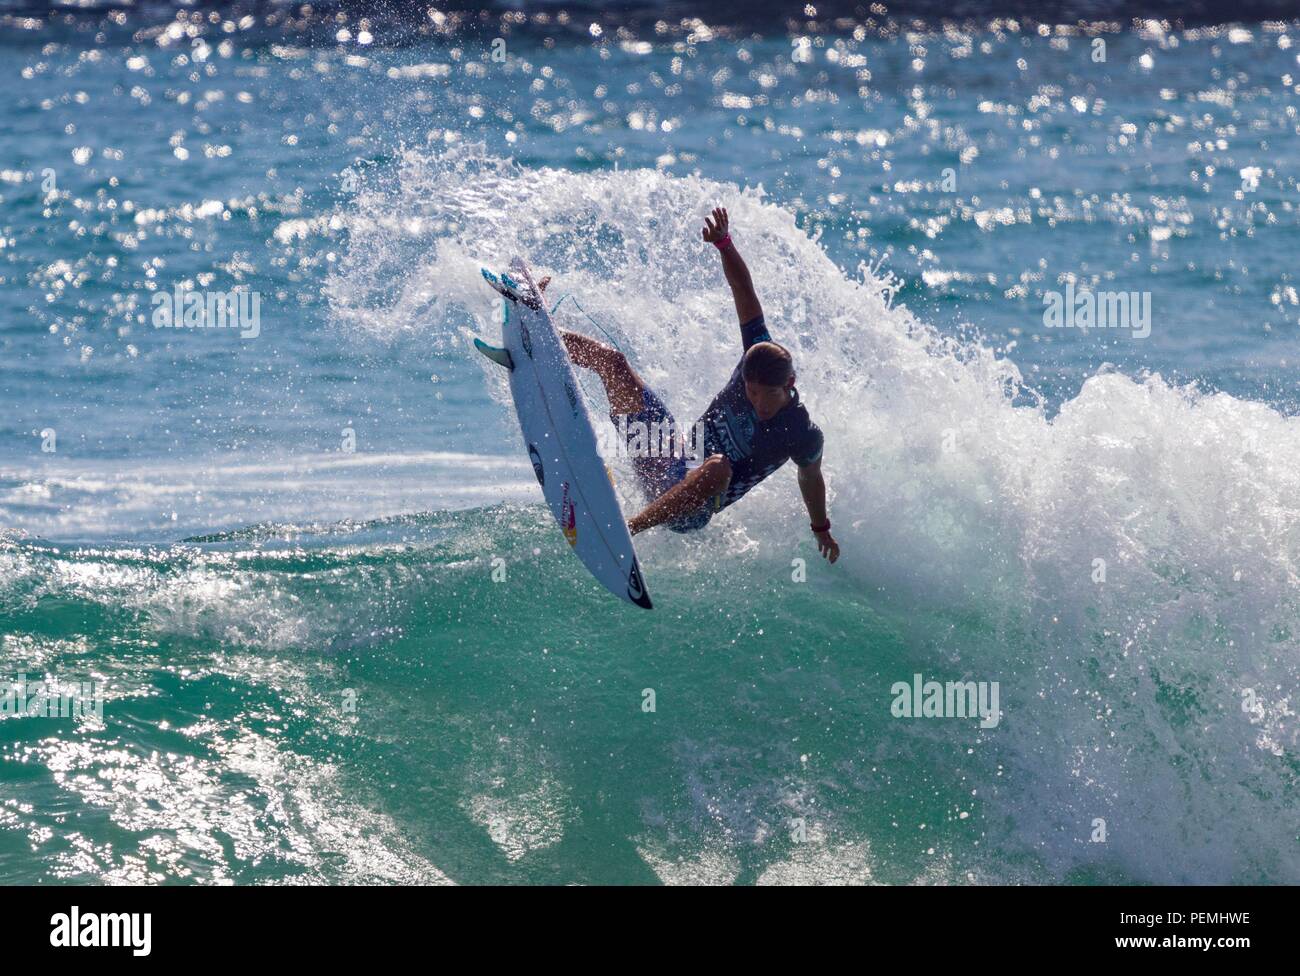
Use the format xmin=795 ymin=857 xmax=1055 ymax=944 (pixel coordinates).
xmin=702 ymin=207 xmax=762 ymax=326
xmin=797 ymin=459 xmax=839 ymax=563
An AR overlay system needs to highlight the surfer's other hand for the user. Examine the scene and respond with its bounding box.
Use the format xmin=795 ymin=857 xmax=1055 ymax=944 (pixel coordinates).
xmin=701 ymin=206 xmax=729 ymax=243
xmin=537 ymin=276 xmax=551 ymax=292
xmin=814 ymin=529 xmax=840 ymax=564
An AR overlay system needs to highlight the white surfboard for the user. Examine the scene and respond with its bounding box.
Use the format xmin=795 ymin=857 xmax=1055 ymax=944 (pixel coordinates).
xmin=474 ymin=258 xmax=652 ymax=609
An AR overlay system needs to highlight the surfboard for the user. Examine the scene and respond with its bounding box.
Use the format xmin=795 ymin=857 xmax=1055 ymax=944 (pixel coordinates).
xmin=474 ymin=258 xmax=652 ymax=610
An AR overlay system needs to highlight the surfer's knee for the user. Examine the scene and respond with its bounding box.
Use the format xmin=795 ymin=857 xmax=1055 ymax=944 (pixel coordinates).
xmin=600 ymin=347 xmax=634 ymax=381
xmin=565 ymin=332 xmax=643 ymax=412
xmin=592 ymin=346 xmax=639 ymax=390
xmin=604 ymin=347 xmax=631 ymax=372
xmin=697 ymin=453 xmax=732 ymax=493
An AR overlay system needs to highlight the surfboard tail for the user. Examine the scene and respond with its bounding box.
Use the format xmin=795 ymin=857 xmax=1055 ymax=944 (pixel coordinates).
xmin=625 ymin=560 xmax=652 ymax=609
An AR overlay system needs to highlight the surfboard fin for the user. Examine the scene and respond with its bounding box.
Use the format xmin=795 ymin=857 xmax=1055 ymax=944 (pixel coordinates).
xmin=473 ymin=337 xmax=514 ymax=370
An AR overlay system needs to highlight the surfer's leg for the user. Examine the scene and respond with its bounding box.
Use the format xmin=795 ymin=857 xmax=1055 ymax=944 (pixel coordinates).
xmin=627 ymin=454 xmax=731 ymax=535
xmin=561 ymin=331 xmax=646 ymax=415
xmin=608 ymin=385 xmax=688 ymax=500
xmin=561 ymin=330 xmax=691 ymax=503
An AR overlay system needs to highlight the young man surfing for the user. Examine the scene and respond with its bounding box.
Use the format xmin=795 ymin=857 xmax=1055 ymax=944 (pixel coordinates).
xmin=553 ymin=207 xmax=839 ymax=563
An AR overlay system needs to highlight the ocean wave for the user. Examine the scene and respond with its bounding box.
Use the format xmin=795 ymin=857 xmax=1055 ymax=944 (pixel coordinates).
xmin=317 ymin=146 xmax=1300 ymax=881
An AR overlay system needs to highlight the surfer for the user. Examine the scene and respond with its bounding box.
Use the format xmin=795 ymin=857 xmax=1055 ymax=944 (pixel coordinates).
xmin=553 ymin=207 xmax=839 ymax=563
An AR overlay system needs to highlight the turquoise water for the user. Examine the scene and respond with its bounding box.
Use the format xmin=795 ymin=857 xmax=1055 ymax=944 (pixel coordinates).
xmin=2 ymin=9 xmax=1298 ymax=884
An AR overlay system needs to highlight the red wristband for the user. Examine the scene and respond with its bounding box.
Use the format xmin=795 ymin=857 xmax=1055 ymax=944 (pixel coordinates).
xmin=811 ymin=520 xmax=830 ymax=534
xmin=712 ymin=234 xmax=732 ymax=250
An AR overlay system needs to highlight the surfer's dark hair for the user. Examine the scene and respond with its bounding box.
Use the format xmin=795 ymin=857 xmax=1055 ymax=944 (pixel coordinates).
xmin=742 ymin=341 xmax=794 ymax=387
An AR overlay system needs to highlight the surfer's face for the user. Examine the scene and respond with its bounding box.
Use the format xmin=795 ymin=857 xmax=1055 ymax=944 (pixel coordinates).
xmin=745 ymin=380 xmax=792 ymax=421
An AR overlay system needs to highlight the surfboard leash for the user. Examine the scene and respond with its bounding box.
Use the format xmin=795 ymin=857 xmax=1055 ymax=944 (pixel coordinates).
xmin=549 ymin=293 xmax=624 ymax=352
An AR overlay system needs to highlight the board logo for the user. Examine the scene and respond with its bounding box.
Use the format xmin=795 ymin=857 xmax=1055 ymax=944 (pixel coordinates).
xmin=626 ymin=561 xmax=646 ymax=601
xmin=560 ymin=482 xmax=577 ymax=546
xmin=520 ymin=322 xmax=534 ymax=358
xmin=528 ymin=444 xmax=545 ymax=485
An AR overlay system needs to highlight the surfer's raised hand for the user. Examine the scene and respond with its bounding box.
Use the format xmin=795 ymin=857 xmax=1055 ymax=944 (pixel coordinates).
xmin=706 ymin=206 xmax=762 ymax=324
xmin=701 ymin=207 xmax=730 ymax=244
